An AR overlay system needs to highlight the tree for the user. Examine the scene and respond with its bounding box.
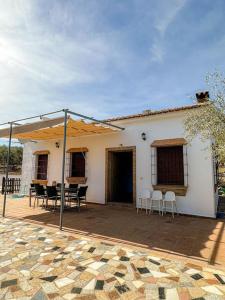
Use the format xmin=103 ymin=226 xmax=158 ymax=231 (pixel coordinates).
xmin=10 ymin=146 xmax=23 ymax=166
xmin=0 ymin=145 xmax=23 ymax=169
xmin=0 ymin=145 xmax=8 ymax=165
xmin=184 ymin=72 xmax=225 ymax=163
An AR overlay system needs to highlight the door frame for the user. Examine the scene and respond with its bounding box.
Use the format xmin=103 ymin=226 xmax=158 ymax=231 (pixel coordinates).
xmin=105 ymin=146 xmax=136 ymax=206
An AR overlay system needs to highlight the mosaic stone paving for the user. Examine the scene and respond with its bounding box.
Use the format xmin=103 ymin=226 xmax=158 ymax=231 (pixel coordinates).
xmin=0 ymin=218 xmax=225 ymax=299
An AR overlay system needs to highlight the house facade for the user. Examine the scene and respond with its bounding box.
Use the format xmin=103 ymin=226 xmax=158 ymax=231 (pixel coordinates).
xmin=21 ymin=103 xmax=217 ymax=218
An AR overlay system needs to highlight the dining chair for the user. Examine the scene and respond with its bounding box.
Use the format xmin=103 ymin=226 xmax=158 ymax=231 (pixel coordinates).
xmin=56 ymin=182 xmax=66 ymax=198
xmin=65 ymin=184 xmax=78 ymax=206
xmin=29 ymin=183 xmax=38 ymax=206
xmin=56 ymin=183 xmax=65 ymax=187
xmin=77 ymin=186 xmax=88 ymax=211
xmin=34 ymin=185 xmax=46 ymax=208
xmin=46 ymin=186 xmax=59 ymax=210
xmin=69 ymin=183 xmax=78 ymax=189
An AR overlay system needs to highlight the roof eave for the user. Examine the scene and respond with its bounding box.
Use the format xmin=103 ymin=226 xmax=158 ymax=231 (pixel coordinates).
xmin=104 ymin=103 xmax=208 ymax=123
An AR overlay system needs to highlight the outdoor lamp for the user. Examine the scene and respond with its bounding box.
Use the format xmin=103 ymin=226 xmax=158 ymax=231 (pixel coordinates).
xmin=141 ymin=132 xmax=146 ymax=141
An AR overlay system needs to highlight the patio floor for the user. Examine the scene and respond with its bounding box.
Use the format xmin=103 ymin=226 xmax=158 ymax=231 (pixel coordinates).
xmin=1 ymin=196 xmax=225 ymax=269
xmin=1 ymin=211 xmax=225 ymax=299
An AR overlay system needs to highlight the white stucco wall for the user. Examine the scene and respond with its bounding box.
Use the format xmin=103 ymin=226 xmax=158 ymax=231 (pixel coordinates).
xmin=21 ymin=110 xmax=216 ymax=218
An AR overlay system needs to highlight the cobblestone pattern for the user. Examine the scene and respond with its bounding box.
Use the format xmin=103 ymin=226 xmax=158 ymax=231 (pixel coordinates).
xmin=0 ymin=218 xmax=225 ymax=299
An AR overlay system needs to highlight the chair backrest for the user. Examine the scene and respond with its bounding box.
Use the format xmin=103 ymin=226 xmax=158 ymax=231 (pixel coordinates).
xmin=164 ymin=191 xmax=176 ymax=202
xmin=35 ymin=185 xmax=45 ymax=196
xmin=78 ymin=186 xmax=88 ymax=198
xmin=142 ymin=189 xmax=151 ymax=199
xmin=46 ymin=186 xmax=57 ymax=198
xmin=33 ymin=183 xmax=40 ymax=188
xmin=152 ymin=190 xmax=163 ymax=201
xmin=69 ymin=184 xmax=78 ymax=190
xmin=56 ymin=183 xmax=65 ymax=188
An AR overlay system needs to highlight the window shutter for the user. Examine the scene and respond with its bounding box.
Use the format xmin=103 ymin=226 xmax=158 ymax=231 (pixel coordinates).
xmin=71 ymin=152 xmax=85 ymax=177
xmin=157 ymin=146 xmax=184 ymax=185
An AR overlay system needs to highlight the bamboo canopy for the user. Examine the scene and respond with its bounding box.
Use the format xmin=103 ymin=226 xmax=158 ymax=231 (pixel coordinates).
xmin=0 ymin=117 xmax=65 ymax=138
xmin=0 ymin=117 xmax=122 ymax=140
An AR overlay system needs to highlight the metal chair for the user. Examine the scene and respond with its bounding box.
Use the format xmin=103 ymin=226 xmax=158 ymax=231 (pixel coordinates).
xmin=56 ymin=183 xmax=66 ymax=199
xmin=56 ymin=183 xmax=65 ymax=188
xmin=69 ymin=184 xmax=78 ymax=189
xmin=46 ymin=186 xmax=59 ymax=210
xmin=34 ymin=185 xmax=46 ymax=208
xmin=149 ymin=190 xmax=163 ymax=215
xmin=75 ymin=186 xmax=88 ymax=211
xmin=29 ymin=183 xmax=37 ymax=206
xmin=137 ymin=189 xmax=151 ymax=214
xmin=162 ymin=191 xmax=178 ymax=218
xmin=67 ymin=184 xmax=78 ymax=206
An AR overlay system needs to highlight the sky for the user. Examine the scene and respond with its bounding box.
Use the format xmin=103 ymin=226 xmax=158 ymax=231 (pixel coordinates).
xmin=0 ymin=0 xmax=225 ymax=124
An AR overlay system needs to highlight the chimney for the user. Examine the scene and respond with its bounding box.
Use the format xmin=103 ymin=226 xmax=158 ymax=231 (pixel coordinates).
xmin=142 ymin=109 xmax=152 ymax=114
xmin=195 ymin=91 xmax=209 ymax=103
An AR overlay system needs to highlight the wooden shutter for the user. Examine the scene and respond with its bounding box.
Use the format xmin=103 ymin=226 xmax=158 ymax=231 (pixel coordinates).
xmin=37 ymin=154 xmax=48 ymax=180
xmin=71 ymin=152 xmax=85 ymax=177
xmin=157 ymin=146 xmax=184 ymax=185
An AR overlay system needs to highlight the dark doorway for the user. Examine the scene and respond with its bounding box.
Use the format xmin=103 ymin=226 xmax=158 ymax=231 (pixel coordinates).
xmin=107 ymin=151 xmax=133 ymax=203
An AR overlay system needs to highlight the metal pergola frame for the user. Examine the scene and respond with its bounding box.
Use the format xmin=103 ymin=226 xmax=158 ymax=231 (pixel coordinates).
xmin=0 ymin=108 xmax=124 ymax=230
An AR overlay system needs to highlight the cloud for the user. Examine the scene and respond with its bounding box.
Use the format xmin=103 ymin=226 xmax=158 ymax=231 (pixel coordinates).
xmin=154 ymin=0 xmax=186 ymax=36
xmin=150 ymin=41 xmax=165 ymax=63
xmin=0 ymin=0 xmax=224 ymax=127
xmin=0 ymin=0 xmax=131 ymax=122
xmin=150 ymin=0 xmax=186 ymax=63
xmin=0 ymin=12 xmax=111 ymax=85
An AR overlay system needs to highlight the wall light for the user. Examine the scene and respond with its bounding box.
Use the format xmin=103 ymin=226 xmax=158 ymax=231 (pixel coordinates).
xmin=141 ymin=132 xmax=146 ymax=141
xmin=55 ymin=142 xmax=60 ymax=148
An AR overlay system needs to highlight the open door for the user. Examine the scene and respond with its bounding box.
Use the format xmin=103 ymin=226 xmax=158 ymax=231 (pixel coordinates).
xmin=106 ymin=147 xmax=136 ymax=204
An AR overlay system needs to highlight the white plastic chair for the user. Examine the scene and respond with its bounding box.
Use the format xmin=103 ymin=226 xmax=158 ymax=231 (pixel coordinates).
xmin=149 ymin=190 xmax=163 ymax=215
xmin=162 ymin=191 xmax=178 ymax=218
xmin=137 ymin=189 xmax=151 ymax=214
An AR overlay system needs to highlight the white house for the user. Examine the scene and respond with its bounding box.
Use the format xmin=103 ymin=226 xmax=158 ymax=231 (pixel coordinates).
xmin=20 ymin=96 xmax=217 ymax=218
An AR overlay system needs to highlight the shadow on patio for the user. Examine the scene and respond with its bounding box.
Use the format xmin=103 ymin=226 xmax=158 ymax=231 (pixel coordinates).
xmin=2 ymin=197 xmax=225 ymax=268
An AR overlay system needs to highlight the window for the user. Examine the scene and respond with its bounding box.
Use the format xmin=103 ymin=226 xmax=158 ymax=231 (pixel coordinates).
xmin=66 ymin=148 xmax=88 ymax=183
xmin=71 ymin=152 xmax=85 ymax=177
xmin=157 ymin=146 xmax=184 ymax=185
xmin=36 ymin=154 xmax=48 ymax=180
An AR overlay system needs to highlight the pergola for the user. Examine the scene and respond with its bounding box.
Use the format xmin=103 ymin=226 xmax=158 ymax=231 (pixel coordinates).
xmin=0 ymin=109 xmax=124 ymax=230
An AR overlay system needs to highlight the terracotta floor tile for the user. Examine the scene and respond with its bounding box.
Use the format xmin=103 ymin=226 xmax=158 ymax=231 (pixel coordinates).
xmin=1 ymin=196 xmax=225 ymax=269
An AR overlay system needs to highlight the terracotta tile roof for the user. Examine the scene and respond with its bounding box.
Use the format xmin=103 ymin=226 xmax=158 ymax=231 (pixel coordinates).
xmin=104 ymin=103 xmax=207 ymax=122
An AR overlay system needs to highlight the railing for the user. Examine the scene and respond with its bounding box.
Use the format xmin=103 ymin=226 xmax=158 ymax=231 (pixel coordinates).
xmin=1 ymin=177 xmax=21 ymax=194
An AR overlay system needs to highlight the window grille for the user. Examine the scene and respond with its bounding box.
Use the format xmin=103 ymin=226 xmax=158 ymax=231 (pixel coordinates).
xmin=151 ymin=147 xmax=157 ymax=185
xmin=31 ymin=154 xmax=36 ymax=180
xmin=183 ymin=144 xmax=188 ymax=186
xmin=65 ymin=152 xmax=71 ymax=178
